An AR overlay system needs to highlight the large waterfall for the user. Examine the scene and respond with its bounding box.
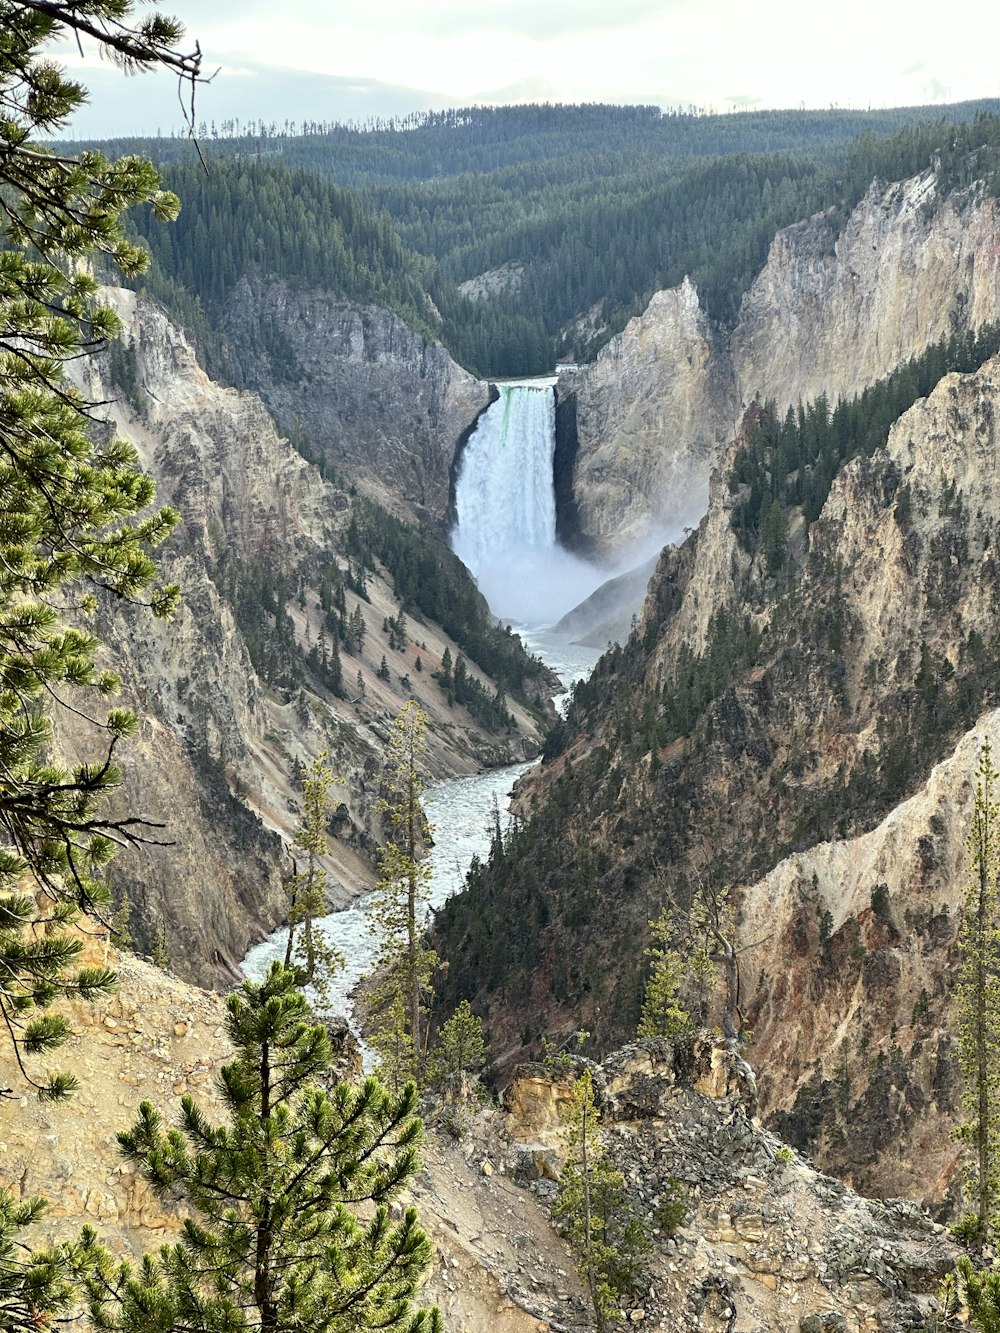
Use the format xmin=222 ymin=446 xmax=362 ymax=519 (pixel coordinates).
xmin=452 ymin=379 xmax=601 ymax=625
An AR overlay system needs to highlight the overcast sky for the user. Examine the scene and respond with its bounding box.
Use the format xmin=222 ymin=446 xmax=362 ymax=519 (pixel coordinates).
xmin=58 ymin=0 xmax=1000 ymax=138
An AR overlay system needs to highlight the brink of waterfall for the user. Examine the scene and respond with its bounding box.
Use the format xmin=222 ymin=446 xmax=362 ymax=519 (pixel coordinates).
xmin=452 ymin=380 xmax=605 ymax=626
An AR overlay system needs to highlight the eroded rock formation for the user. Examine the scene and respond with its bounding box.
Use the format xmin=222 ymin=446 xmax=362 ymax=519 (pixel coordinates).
xmin=562 ymin=278 xmax=740 ymax=556
xmin=218 ymin=276 xmax=492 ymax=520
xmin=563 ymin=173 xmax=1000 ymax=561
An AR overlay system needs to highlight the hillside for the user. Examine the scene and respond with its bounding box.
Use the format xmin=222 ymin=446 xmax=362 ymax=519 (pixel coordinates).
xmin=433 ymin=336 xmax=1000 ymax=1202
xmin=4 ymin=942 xmax=959 ymax=1332
xmin=60 ymin=288 xmax=547 ymax=988
xmin=72 ymin=101 xmax=1000 ymax=379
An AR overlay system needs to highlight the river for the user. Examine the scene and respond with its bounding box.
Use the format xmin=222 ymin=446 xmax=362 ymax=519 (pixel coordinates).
xmin=242 ymin=627 xmax=601 ymax=1050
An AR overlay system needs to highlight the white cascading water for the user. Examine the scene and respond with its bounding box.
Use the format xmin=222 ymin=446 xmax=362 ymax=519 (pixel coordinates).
xmin=452 ymin=379 xmax=604 ymax=625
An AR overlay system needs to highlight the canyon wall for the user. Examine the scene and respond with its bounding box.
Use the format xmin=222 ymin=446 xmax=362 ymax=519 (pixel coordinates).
xmin=561 ymin=278 xmax=740 ymax=556
xmin=565 ymin=174 xmax=1000 ymax=561
xmin=219 ymin=276 xmax=492 ymax=521
xmin=436 ymin=348 xmax=1000 ymax=1203
xmin=62 ymin=289 xmax=542 ymax=987
xmin=732 ymin=176 xmax=1000 ymax=411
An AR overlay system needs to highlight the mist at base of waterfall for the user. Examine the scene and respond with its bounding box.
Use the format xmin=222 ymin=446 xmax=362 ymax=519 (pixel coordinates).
xmin=452 ymin=380 xmax=614 ymax=628
xmin=450 ymin=379 xmax=707 ymax=631
xmin=452 ymin=532 xmax=610 ymax=627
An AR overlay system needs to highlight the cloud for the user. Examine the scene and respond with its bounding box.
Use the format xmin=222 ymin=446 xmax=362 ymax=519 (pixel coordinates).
xmin=60 ymin=60 xmax=459 ymax=138
xmin=51 ymin=0 xmax=1000 ymax=139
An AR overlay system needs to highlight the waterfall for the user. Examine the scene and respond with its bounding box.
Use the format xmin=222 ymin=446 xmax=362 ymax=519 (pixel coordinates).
xmin=453 ymin=381 xmax=557 ymax=568
xmin=452 ymin=379 xmax=601 ymax=625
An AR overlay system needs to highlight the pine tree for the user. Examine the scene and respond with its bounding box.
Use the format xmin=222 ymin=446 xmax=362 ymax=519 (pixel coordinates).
xmin=428 ymin=1000 xmax=488 ymax=1100
xmin=760 ymin=497 xmax=788 ymax=573
xmin=348 ymin=605 xmax=367 ymax=654
xmin=150 ymin=922 xmax=170 ymax=971
xmin=84 ymin=964 xmax=442 ymax=1333
xmin=438 ymin=647 xmax=452 ymax=688
xmin=0 ymin=1 xmax=200 ymax=1095
xmin=0 ymin=1190 xmax=104 ymax=1333
xmin=552 ymin=1069 xmax=649 ymax=1331
xmin=637 ymin=909 xmax=694 ymax=1039
xmin=956 ymin=738 xmax=1000 ymax=1242
xmin=368 ymin=702 xmax=438 ymax=1084
xmin=958 ymin=1255 xmax=1000 ymax=1332
xmin=283 ymin=753 xmax=344 ymax=1010
xmin=108 ymin=891 xmax=134 ymax=951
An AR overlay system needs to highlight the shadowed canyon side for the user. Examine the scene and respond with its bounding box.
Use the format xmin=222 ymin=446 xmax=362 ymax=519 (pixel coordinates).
xmin=433 ymin=349 xmax=1000 ymax=1203
xmin=61 ymin=288 xmax=546 ymax=988
xmin=218 ymin=275 xmax=493 ymax=520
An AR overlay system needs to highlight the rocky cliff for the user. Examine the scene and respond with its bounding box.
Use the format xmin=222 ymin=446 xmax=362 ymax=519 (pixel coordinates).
xmin=435 ymin=347 xmax=1000 ymax=1205
xmin=560 ymin=279 xmax=740 ymax=557
xmin=732 ymin=175 xmax=1000 ymax=412
xmin=218 ymin=276 xmax=492 ymax=521
xmin=2 ymin=950 xmax=959 ymax=1333
xmin=739 ymin=712 xmax=992 ymax=1207
xmin=563 ymin=172 xmax=1000 ymax=562
xmin=62 ymin=289 xmax=544 ymax=988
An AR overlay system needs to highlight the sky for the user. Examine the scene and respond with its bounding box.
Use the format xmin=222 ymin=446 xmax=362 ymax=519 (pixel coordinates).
xmin=58 ymin=0 xmax=1000 ymax=138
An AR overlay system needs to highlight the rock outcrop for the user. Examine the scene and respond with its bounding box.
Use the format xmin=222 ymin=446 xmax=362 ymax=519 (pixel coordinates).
xmin=561 ymin=279 xmax=740 ymax=558
xmin=504 ymin=1040 xmax=958 ymax=1332
xmin=738 ymin=713 xmax=988 ymax=1206
xmin=732 ymin=176 xmax=1000 ymax=412
xmin=3 ymin=969 xmax=958 ymax=1333
xmin=218 ymin=276 xmax=492 ymax=520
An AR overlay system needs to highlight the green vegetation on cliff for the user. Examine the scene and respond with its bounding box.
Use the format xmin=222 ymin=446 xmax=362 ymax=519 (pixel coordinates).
xmin=198 ymin=477 xmax=542 ymax=734
xmin=126 ymin=158 xmax=440 ymax=372
xmin=344 ymin=499 xmax=548 ymax=707
xmin=730 ymin=321 xmax=1000 ymax=547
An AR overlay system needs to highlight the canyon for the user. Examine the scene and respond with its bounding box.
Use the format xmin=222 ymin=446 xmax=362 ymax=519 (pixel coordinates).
xmin=61 ymin=287 xmax=545 ymax=989
xmin=72 ymin=164 xmax=1000 ymax=1187
xmin=9 ymin=128 xmax=1000 ymax=1333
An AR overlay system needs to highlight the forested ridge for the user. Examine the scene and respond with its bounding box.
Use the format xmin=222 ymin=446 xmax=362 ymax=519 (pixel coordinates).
xmin=65 ymin=99 xmax=1000 ymax=183
xmin=75 ymin=100 xmax=1000 ymax=377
